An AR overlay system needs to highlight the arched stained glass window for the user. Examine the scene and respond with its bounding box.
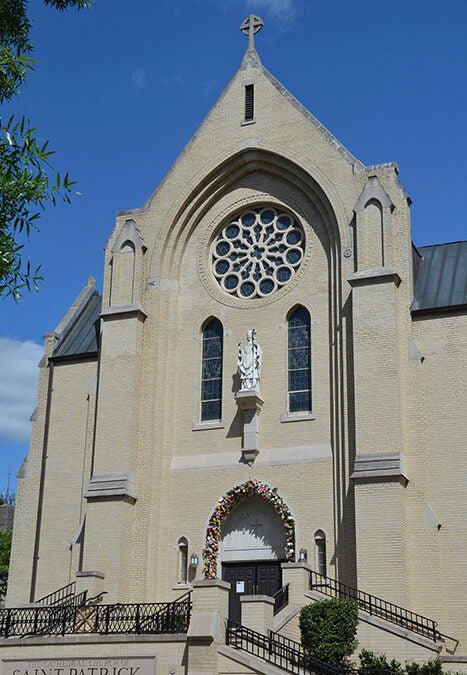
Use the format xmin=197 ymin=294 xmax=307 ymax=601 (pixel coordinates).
xmin=201 ymin=318 xmax=223 ymax=421
xmin=287 ymin=307 xmax=311 ymax=413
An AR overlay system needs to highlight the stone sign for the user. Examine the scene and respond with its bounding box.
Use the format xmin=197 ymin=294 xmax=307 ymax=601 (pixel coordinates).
xmin=1 ymin=658 xmax=156 ymax=675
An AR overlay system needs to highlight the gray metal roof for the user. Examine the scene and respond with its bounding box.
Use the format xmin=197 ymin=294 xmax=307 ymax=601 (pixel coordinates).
xmin=412 ymin=241 xmax=467 ymax=312
xmin=53 ymin=293 xmax=101 ymax=358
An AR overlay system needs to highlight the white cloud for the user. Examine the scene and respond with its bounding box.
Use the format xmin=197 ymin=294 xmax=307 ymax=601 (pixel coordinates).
xmin=250 ymin=0 xmax=295 ymax=18
xmin=0 ymin=337 xmax=42 ymax=442
xmin=131 ymin=66 xmax=146 ymax=90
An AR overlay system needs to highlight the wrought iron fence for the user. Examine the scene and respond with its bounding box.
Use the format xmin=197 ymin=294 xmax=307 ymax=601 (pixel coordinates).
xmin=309 ymin=570 xmax=439 ymax=642
xmin=0 ymin=593 xmax=191 ymax=638
xmin=272 ymin=583 xmax=289 ymax=615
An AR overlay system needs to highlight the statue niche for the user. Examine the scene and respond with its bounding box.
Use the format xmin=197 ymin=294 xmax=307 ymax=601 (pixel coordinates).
xmin=220 ymin=495 xmax=287 ymax=562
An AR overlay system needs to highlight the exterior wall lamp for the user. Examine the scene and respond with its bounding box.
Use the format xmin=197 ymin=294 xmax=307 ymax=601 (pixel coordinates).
xmin=298 ymin=548 xmax=308 ymax=562
xmin=190 ymin=553 xmax=199 ymax=568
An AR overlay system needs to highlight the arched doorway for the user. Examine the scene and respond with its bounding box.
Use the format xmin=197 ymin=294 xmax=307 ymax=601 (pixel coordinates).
xmin=203 ymin=479 xmax=295 ymax=622
xmin=221 ymin=496 xmax=287 ymax=621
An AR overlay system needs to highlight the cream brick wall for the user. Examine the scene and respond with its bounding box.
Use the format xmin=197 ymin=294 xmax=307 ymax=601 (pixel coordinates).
xmin=7 ymin=48 xmax=467 ymax=667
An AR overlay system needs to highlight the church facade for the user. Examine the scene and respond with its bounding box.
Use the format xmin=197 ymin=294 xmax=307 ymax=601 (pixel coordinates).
xmin=3 ymin=16 xmax=467 ymax=674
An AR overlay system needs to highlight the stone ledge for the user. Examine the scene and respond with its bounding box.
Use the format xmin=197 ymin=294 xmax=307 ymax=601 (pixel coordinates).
xmin=0 ymin=633 xmax=187 ymax=646
xmin=350 ymin=452 xmax=408 ymax=485
xmin=187 ymin=611 xmax=219 ymax=640
xmin=192 ymin=421 xmax=225 ymax=431
xmin=171 ymin=444 xmax=331 ymax=473
xmin=272 ymin=603 xmax=300 ymax=632
xmin=347 ymin=267 xmax=401 ymax=287
xmin=192 ymin=579 xmax=230 ymax=590
xmin=280 ymin=412 xmax=315 ymax=423
xmin=100 ymin=303 xmax=147 ymax=320
xmin=240 ymin=594 xmax=274 ymax=605
xmin=84 ymin=474 xmax=137 ymax=503
xmin=75 ymin=570 xmax=105 ymax=579
xmin=235 ymin=390 xmax=264 ymax=412
xmin=442 ymin=656 xmax=467 ymax=663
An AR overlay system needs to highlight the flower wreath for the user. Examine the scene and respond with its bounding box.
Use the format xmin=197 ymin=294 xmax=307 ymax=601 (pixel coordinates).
xmin=203 ymin=478 xmax=295 ymax=579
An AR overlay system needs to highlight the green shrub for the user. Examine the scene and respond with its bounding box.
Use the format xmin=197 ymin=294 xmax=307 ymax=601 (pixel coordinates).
xmin=359 ymin=648 xmax=404 ymax=674
xmin=404 ymin=659 xmax=443 ymax=675
xmin=359 ymin=651 xmax=462 ymax=675
xmin=299 ymin=598 xmax=358 ymax=668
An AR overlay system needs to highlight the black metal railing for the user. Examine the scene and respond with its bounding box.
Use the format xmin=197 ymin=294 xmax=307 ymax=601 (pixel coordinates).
xmin=273 ymin=584 xmax=289 ymax=615
xmin=227 ymin=620 xmax=399 ymax=675
xmin=35 ymin=582 xmax=77 ymax=607
xmin=0 ymin=593 xmax=192 ymax=638
xmin=309 ymin=570 xmax=439 ymax=642
xmin=226 ymin=619 xmax=346 ymax=675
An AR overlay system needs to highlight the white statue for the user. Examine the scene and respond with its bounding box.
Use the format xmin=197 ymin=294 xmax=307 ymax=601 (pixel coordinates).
xmin=238 ymin=329 xmax=262 ymax=391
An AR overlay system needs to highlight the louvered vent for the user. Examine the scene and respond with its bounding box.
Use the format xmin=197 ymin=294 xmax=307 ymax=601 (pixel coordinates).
xmin=244 ymin=84 xmax=254 ymax=121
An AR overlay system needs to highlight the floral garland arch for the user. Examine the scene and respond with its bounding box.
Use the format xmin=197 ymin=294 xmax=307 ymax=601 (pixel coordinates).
xmin=203 ymin=478 xmax=295 ymax=579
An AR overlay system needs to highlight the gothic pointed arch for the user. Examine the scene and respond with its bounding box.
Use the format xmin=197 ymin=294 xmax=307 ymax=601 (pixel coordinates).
xmin=203 ymin=479 xmax=295 ymax=578
xmin=149 ymin=144 xmax=349 ymax=283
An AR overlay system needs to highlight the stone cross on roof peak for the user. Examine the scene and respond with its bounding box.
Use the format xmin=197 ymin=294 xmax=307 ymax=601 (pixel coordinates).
xmin=240 ymin=14 xmax=264 ymax=51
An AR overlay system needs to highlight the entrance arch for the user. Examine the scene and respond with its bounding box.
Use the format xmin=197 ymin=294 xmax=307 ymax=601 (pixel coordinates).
xmin=221 ymin=495 xmax=286 ymax=562
xmin=203 ymin=479 xmax=295 ymax=579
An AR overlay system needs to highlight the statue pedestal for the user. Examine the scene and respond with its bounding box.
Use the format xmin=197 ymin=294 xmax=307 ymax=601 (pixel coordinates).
xmin=235 ymin=390 xmax=264 ymax=463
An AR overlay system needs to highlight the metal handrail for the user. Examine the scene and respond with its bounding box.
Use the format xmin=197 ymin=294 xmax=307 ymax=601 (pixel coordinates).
xmin=309 ymin=570 xmax=440 ymax=642
xmin=226 ymin=619 xmax=347 ymax=674
xmin=272 ymin=583 xmax=289 ymax=615
xmin=227 ymin=621 xmax=404 ymax=675
xmin=35 ymin=581 xmax=77 ymax=606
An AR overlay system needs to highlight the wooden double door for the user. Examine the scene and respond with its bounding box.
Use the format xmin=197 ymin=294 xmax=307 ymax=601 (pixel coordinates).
xmin=222 ymin=560 xmax=282 ymax=623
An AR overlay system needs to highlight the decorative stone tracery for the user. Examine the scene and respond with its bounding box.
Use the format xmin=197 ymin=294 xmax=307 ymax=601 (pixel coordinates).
xmin=203 ymin=478 xmax=295 ymax=579
xmin=211 ymin=206 xmax=305 ymax=299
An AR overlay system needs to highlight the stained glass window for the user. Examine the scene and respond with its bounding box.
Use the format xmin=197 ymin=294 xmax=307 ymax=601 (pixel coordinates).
xmin=201 ymin=318 xmax=223 ymax=421
xmin=288 ymin=307 xmax=311 ymax=413
xmin=212 ymin=207 xmax=305 ymax=299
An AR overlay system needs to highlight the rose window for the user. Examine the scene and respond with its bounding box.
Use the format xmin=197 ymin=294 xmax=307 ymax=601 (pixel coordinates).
xmin=211 ymin=207 xmax=305 ymax=299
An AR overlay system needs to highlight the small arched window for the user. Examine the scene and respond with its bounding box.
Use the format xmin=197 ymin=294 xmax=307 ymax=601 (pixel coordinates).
xmin=287 ymin=307 xmax=311 ymax=413
xmin=177 ymin=537 xmax=188 ymax=584
xmin=201 ymin=318 xmax=223 ymax=421
xmin=314 ymin=530 xmax=326 ymax=576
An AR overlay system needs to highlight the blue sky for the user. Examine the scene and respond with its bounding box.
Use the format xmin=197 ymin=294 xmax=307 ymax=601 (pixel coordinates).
xmin=1 ymin=0 xmax=466 ymax=492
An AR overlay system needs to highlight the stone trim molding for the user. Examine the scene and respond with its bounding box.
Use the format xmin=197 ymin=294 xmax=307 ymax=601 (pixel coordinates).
xmin=350 ymin=452 xmax=408 ymax=484
xmin=198 ymin=193 xmax=314 ymax=309
xmin=192 ymin=421 xmax=225 ymax=431
xmin=111 ymin=218 xmax=146 ymax=253
xmin=354 ymin=175 xmax=394 ymax=212
xmin=347 ymin=267 xmax=401 ymax=287
xmin=75 ymin=570 xmax=105 ymax=579
xmin=272 ymin=603 xmax=300 ymax=632
xmin=53 ymin=277 xmax=98 ymax=348
xmin=0 ymin=634 xmax=186 ymax=646
xmin=240 ymin=594 xmax=275 ymax=605
xmin=100 ymin=303 xmax=147 ymax=321
xmin=84 ymin=474 xmax=137 ymax=503
xmin=280 ymin=412 xmax=315 ymax=423
xmin=171 ymin=444 xmax=331 ymax=472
